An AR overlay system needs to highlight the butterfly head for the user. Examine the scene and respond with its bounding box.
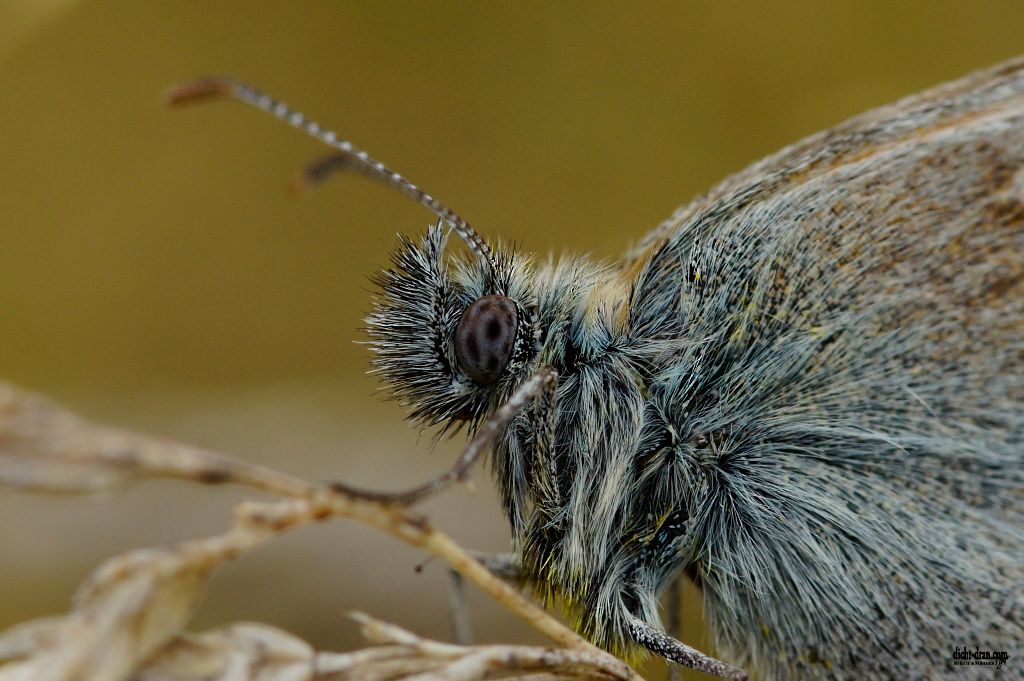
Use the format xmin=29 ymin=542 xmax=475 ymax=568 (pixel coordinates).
xmin=367 ymin=223 xmax=541 ymax=430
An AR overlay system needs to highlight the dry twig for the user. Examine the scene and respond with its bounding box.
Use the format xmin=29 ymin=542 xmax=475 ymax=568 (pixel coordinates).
xmin=0 ymin=382 xmax=640 ymax=681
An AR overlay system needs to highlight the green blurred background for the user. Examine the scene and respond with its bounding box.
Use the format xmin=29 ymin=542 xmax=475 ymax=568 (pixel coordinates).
xmin=1 ymin=2 xmax=1022 ymax=678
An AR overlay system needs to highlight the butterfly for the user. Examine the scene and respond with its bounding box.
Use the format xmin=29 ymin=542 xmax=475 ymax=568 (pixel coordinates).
xmin=169 ymin=57 xmax=1023 ymax=680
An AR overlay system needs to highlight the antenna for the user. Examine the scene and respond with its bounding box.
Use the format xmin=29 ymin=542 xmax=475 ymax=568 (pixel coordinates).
xmin=166 ymin=77 xmax=496 ymax=273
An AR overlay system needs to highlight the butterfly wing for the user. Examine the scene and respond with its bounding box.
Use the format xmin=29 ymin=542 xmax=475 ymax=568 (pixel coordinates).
xmin=625 ymin=58 xmax=1023 ymax=680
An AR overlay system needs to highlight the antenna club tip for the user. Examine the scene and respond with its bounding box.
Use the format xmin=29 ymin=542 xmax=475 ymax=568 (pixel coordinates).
xmin=288 ymin=153 xmax=359 ymax=198
xmin=164 ymin=77 xmax=236 ymax=108
xmin=287 ymin=172 xmax=314 ymax=199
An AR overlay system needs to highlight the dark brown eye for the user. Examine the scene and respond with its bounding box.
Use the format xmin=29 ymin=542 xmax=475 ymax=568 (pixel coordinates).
xmin=454 ymin=295 xmax=518 ymax=385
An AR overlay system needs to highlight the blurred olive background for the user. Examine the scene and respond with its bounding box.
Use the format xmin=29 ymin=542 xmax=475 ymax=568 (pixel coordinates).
xmin=1 ymin=2 xmax=1022 ymax=678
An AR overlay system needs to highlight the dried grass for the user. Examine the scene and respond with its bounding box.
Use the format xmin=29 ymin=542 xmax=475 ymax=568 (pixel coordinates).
xmin=0 ymin=382 xmax=639 ymax=681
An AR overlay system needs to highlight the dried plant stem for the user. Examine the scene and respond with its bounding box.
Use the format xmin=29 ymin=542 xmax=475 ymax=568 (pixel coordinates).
xmin=239 ymin=489 xmax=621 ymax=667
xmin=0 ymin=380 xmax=642 ymax=681
xmin=353 ymin=612 xmax=637 ymax=680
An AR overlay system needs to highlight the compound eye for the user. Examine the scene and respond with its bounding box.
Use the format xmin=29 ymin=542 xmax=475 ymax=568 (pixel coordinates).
xmin=454 ymin=295 xmax=518 ymax=385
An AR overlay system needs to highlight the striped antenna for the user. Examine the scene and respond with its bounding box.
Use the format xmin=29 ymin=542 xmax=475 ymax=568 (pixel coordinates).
xmin=166 ymin=77 xmax=496 ymax=273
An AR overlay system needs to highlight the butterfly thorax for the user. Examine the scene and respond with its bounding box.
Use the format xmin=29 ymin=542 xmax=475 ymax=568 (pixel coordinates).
xmin=489 ymin=253 xmax=723 ymax=655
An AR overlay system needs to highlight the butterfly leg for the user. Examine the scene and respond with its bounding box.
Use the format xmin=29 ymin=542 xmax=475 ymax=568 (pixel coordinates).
xmin=446 ymin=548 xmax=524 ymax=647
xmin=474 ymin=551 xmax=524 ymax=581
xmin=440 ymin=369 xmax=555 ymax=643
xmin=530 ymin=368 xmax=562 ymax=509
xmin=447 ymin=569 xmax=472 ymax=644
xmin=446 ymin=553 xmax=524 ymax=644
xmin=628 ymin=613 xmax=747 ymax=681
xmin=665 ymin=576 xmax=684 ymax=681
